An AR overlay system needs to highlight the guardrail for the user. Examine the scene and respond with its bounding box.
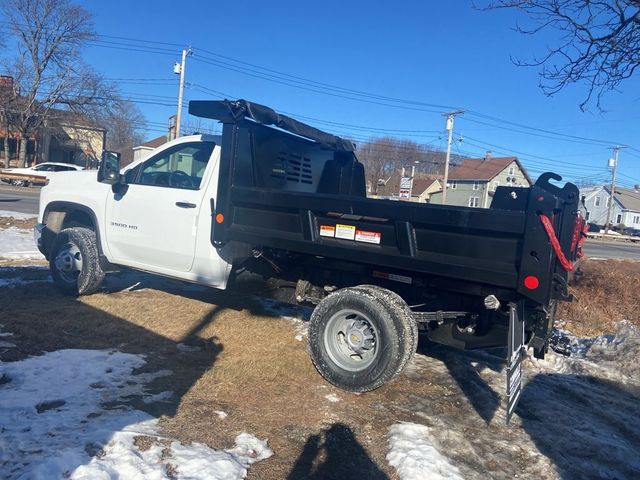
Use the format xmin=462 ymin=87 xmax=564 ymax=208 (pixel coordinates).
xmin=586 ymin=232 xmax=640 ymax=243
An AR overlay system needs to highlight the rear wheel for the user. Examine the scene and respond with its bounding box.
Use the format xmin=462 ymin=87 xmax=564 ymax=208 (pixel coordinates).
xmin=50 ymin=227 xmax=105 ymax=296
xmin=308 ymin=286 xmax=417 ymax=392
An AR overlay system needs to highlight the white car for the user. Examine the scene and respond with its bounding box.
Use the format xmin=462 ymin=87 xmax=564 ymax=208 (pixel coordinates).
xmin=1 ymin=162 xmax=84 ymax=186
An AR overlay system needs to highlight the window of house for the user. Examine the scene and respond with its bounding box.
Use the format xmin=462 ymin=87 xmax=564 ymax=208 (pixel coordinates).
xmin=473 ymin=181 xmax=479 ymax=190
xmin=634 ymin=216 xmax=639 ymax=225
xmin=594 ymin=196 xmax=601 ymax=206
xmin=606 ymin=197 xmax=611 ymax=207
xmin=585 ymin=211 xmax=590 ymax=220
xmin=508 ymin=165 xmax=515 ymax=175
xmin=468 ymin=196 xmax=480 ymax=208
xmin=616 ymin=214 xmax=622 ymax=223
xmin=493 ymin=180 xmax=499 ymax=191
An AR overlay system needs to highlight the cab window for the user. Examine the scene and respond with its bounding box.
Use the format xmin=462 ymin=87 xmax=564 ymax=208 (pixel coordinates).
xmin=133 ymin=142 xmax=215 ymax=190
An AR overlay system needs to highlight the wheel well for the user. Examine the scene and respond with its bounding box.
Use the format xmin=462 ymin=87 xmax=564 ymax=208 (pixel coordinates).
xmin=62 ymin=210 xmax=95 ymax=230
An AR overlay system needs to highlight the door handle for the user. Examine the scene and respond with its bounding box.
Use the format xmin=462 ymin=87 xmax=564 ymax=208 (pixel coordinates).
xmin=176 ymin=202 xmax=197 ymax=209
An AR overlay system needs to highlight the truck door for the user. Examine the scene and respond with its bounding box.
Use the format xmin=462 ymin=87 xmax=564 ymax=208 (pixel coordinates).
xmin=105 ymin=141 xmax=216 ymax=273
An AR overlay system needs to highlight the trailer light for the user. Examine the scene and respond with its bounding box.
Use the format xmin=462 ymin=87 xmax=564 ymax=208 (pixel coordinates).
xmin=215 ymin=213 xmax=224 ymax=224
xmin=524 ymin=275 xmax=539 ymax=289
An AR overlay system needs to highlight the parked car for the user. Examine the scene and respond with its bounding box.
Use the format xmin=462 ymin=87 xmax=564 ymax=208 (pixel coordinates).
xmin=0 ymin=162 xmax=84 ymax=186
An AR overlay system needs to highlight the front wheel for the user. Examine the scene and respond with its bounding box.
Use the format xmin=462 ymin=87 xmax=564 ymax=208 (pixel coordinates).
xmin=50 ymin=227 xmax=105 ymax=296
xmin=308 ymin=286 xmax=417 ymax=392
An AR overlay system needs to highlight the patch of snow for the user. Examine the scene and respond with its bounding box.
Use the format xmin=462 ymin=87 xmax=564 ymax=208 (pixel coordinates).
xmin=0 ymin=275 xmax=51 ymax=288
xmin=387 ymin=422 xmax=463 ymax=480
xmin=543 ymin=321 xmax=640 ymax=383
xmin=142 ymin=390 xmax=174 ymax=404
xmin=0 ymin=226 xmax=43 ymax=260
xmin=177 ymin=342 xmax=202 ymax=353
xmin=0 ymin=210 xmax=37 ymax=220
xmin=324 ymin=393 xmax=340 ymax=403
xmin=259 ymin=299 xmax=310 ymax=341
xmin=215 ymin=410 xmax=228 ymax=419
xmin=0 ymin=347 xmax=271 ymax=479
xmin=0 ymin=340 xmax=16 ymax=348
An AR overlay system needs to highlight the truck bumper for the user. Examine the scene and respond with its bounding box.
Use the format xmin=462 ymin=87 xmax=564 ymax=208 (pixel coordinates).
xmin=33 ymin=223 xmax=46 ymax=255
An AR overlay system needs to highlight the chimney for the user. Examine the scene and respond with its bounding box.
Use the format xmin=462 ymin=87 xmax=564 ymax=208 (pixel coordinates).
xmin=484 ymin=151 xmax=492 ymax=161
xmin=0 ymin=75 xmax=13 ymax=91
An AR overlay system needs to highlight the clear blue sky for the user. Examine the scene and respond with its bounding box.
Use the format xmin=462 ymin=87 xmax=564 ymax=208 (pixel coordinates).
xmin=79 ymin=0 xmax=640 ymax=186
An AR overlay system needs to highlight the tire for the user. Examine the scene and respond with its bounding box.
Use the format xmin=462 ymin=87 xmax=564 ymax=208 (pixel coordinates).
xmin=308 ymin=286 xmax=417 ymax=392
xmin=50 ymin=227 xmax=105 ymax=296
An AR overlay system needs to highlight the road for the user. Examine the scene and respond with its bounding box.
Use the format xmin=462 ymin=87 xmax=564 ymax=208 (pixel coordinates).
xmin=0 ymin=184 xmax=40 ymax=215
xmin=1 ymin=184 xmax=639 ymax=260
xmin=583 ymin=239 xmax=640 ymax=260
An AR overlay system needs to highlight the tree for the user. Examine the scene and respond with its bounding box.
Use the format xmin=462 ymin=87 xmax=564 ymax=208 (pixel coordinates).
xmin=99 ymin=99 xmax=146 ymax=166
xmin=0 ymin=0 xmax=112 ymax=166
xmin=483 ymin=1 xmax=640 ymax=110
xmin=356 ymin=136 xmax=457 ymax=194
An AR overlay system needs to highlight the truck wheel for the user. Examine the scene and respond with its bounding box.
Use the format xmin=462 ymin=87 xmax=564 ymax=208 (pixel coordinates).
xmin=50 ymin=227 xmax=105 ymax=296
xmin=308 ymin=286 xmax=417 ymax=392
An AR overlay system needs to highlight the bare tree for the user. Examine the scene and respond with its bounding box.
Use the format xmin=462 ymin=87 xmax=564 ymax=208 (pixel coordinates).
xmin=1 ymin=0 xmax=112 ymax=166
xmin=356 ymin=137 xmax=456 ymax=194
xmin=99 ymin=99 xmax=147 ymax=166
xmin=482 ymin=1 xmax=640 ymax=110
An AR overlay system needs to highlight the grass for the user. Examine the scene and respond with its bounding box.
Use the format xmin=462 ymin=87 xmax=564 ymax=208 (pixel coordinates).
xmin=557 ymin=258 xmax=640 ymax=337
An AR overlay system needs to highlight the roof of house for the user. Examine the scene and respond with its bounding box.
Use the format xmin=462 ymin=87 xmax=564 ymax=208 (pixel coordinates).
xmin=137 ymin=135 xmax=168 ymax=149
xmin=376 ymin=171 xmax=440 ymax=197
xmin=606 ymin=186 xmax=640 ymax=212
xmin=448 ymin=156 xmax=532 ymax=184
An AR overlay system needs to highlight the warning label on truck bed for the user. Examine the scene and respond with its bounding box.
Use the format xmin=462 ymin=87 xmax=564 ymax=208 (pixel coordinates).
xmin=335 ymin=224 xmax=356 ymax=240
xmin=355 ymin=230 xmax=381 ymax=244
xmin=319 ymin=225 xmax=335 ymax=237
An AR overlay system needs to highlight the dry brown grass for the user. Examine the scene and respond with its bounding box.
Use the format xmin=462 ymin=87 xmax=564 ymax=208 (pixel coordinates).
xmin=0 ymin=215 xmax=37 ymax=230
xmin=557 ymin=259 xmax=640 ymax=336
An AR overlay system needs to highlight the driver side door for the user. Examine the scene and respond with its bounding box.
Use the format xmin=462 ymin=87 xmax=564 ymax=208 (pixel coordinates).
xmin=105 ymin=141 xmax=216 ymax=273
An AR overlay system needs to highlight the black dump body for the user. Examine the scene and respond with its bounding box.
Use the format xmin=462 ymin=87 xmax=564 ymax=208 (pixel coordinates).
xmin=190 ymin=100 xmax=582 ymax=311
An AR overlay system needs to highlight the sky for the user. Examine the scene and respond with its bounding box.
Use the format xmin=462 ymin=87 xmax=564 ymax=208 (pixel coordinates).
xmin=73 ymin=1 xmax=640 ymax=186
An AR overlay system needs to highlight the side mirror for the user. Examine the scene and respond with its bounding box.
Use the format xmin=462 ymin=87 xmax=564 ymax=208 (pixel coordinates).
xmin=98 ymin=151 xmax=121 ymax=185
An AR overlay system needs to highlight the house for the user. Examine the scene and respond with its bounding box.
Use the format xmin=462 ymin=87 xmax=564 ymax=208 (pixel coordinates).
xmin=0 ymin=75 xmax=105 ymax=168
xmin=579 ymin=185 xmax=640 ymax=228
xmin=130 ymin=135 xmax=168 ymax=165
xmin=429 ymin=153 xmax=532 ymax=208
xmin=373 ymin=171 xmax=442 ymax=203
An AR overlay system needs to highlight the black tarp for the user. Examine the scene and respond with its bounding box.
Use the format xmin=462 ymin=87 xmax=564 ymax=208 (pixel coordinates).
xmin=189 ymin=99 xmax=355 ymax=152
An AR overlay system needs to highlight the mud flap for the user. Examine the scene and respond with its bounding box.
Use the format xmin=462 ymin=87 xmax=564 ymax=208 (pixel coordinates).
xmin=506 ymin=302 xmax=525 ymax=423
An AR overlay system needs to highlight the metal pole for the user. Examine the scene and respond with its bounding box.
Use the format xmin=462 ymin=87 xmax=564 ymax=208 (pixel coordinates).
xmin=604 ymin=146 xmax=620 ymax=234
xmin=441 ymin=110 xmax=463 ymax=205
xmin=175 ymin=47 xmax=192 ymax=139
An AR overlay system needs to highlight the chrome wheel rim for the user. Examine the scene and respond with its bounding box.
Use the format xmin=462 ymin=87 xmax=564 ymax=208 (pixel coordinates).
xmin=323 ymin=309 xmax=379 ymax=372
xmin=54 ymin=243 xmax=83 ymax=283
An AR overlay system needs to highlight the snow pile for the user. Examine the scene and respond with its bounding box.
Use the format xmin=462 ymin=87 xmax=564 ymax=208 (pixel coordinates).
xmin=0 ymin=344 xmax=272 ymax=479
xmin=0 ymin=226 xmax=43 ymax=260
xmin=541 ymin=321 xmax=640 ymax=384
xmin=387 ymin=423 xmax=463 ymax=480
xmin=0 ymin=210 xmax=37 ymax=220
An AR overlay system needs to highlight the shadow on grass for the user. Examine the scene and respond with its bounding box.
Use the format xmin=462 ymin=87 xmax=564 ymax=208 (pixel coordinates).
xmin=518 ymin=373 xmax=640 ymax=480
xmin=287 ymin=423 xmax=388 ymax=480
xmin=418 ymin=339 xmax=504 ymax=424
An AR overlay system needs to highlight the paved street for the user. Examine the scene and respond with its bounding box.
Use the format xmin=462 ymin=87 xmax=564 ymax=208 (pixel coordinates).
xmin=0 ymin=184 xmax=40 ymax=215
xmin=583 ymin=239 xmax=640 ymax=261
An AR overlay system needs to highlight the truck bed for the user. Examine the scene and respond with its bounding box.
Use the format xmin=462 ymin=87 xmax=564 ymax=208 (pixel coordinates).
xmin=191 ymin=99 xmax=582 ymax=308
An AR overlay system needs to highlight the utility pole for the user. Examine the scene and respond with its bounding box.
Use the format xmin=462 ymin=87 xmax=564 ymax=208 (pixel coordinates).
xmin=441 ymin=110 xmax=464 ymax=205
xmin=174 ymin=47 xmax=193 ymax=139
xmin=604 ymin=146 xmax=620 ymax=235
